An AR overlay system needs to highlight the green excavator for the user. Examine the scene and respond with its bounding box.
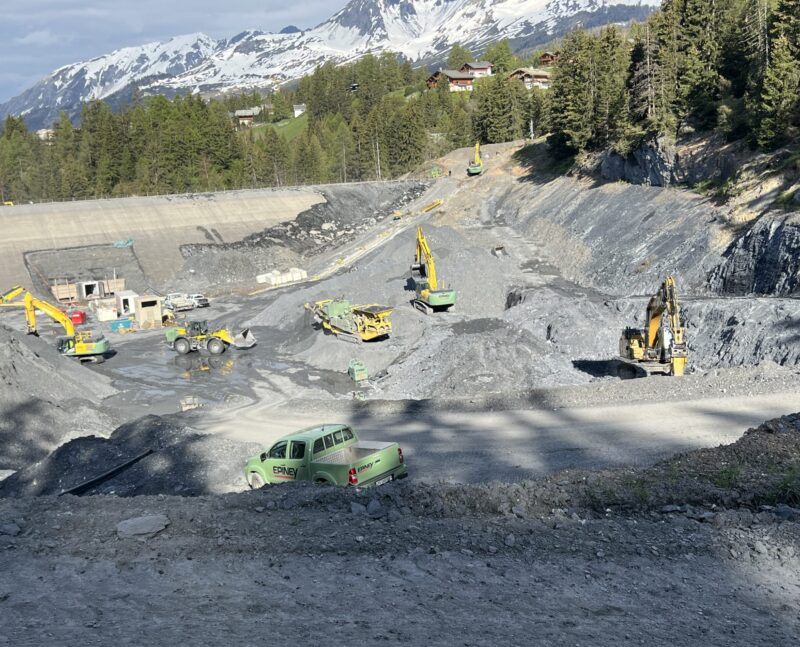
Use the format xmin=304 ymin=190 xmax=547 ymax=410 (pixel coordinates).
xmin=467 ymin=142 xmax=484 ymax=176
xmin=410 ymin=226 xmax=456 ymax=315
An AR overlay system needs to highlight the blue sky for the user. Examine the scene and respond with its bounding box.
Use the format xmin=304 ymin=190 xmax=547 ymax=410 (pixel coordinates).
xmin=0 ymin=0 xmax=337 ymax=103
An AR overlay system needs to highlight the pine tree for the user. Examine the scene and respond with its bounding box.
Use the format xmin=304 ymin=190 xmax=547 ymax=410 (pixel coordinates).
xmin=547 ymin=29 xmax=596 ymax=156
xmin=447 ymin=44 xmax=473 ymax=69
xmin=756 ymin=33 xmax=800 ymax=147
xmin=592 ymin=26 xmax=629 ymax=147
xmin=484 ymin=39 xmax=517 ymax=74
xmin=773 ymin=0 xmax=800 ymax=58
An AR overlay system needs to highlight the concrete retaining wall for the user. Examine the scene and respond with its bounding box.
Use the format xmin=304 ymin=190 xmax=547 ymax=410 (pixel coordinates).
xmin=0 ymin=188 xmax=324 ymax=291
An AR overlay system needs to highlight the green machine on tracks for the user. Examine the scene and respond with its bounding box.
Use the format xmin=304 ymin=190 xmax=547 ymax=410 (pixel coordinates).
xmin=410 ymin=226 xmax=456 ymax=315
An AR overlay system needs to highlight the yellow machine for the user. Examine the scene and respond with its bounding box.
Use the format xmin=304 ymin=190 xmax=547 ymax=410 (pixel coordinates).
xmin=410 ymin=226 xmax=457 ymax=314
xmin=305 ymin=299 xmax=393 ymax=343
xmin=0 ymin=286 xmax=24 ymax=304
xmin=619 ymin=276 xmax=688 ymax=378
xmin=467 ymin=142 xmax=484 ymax=176
xmin=0 ymin=289 xmax=110 ymax=362
xmin=165 ymin=321 xmax=256 ymax=355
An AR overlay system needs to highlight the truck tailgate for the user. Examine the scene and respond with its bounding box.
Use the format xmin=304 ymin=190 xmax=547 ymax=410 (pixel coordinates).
xmin=349 ymin=443 xmax=405 ymax=486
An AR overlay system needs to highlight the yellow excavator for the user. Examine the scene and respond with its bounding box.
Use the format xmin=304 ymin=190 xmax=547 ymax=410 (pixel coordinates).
xmin=0 ymin=289 xmax=110 ymax=362
xmin=619 ymin=276 xmax=688 ymax=378
xmin=467 ymin=142 xmax=484 ymax=176
xmin=410 ymin=226 xmax=456 ymax=314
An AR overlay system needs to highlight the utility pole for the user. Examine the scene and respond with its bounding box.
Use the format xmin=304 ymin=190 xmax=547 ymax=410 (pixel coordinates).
xmin=374 ymin=136 xmax=382 ymax=181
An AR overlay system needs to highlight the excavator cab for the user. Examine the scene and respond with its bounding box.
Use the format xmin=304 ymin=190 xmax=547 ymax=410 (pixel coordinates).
xmin=56 ymin=337 xmax=75 ymax=354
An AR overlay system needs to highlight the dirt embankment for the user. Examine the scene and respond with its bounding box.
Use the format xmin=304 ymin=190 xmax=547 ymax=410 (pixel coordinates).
xmin=0 ymin=414 xmax=799 ymax=645
xmin=174 ymin=182 xmax=428 ymax=292
xmin=0 ymin=324 xmax=118 ymax=470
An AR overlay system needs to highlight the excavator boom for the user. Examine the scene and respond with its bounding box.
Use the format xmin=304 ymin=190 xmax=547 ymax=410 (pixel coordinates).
xmin=0 ymin=286 xmax=24 ymax=304
xmin=0 ymin=287 xmax=109 ymax=361
xmin=409 ymin=226 xmax=456 ymax=314
xmin=414 ymin=226 xmax=438 ymax=290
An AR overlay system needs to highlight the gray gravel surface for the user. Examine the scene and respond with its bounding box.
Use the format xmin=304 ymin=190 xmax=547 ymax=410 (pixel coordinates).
xmin=0 ymin=323 xmax=118 ymax=469
xmin=1 ymin=423 xmax=800 ymax=646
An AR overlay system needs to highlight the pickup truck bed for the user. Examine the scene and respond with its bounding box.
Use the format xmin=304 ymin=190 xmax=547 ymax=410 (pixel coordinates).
xmin=315 ymin=441 xmax=394 ymax=465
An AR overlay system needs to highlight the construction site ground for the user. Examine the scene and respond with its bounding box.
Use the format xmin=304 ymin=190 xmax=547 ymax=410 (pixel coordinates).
xmin=1 ymin=142 xmax=799 ymax=644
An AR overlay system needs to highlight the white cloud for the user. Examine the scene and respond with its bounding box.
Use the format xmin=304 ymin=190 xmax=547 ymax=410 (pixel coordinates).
xmin=14 ymin=30 xmax=65 ymax=47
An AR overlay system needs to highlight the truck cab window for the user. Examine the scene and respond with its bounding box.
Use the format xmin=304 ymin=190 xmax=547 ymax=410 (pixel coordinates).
xmin=313 ymin=438 xmax=325 ymax=454
xmin=290 ymin=441 xmax=306 ymax=460
xmin=268 ymin=441 xmax=287 ymax=459
xmin=333 ymin=430 xmax=343 ymax=444
xmin=324 ymin=434 xmax=334 ymax=449
xmin=342 ymin=427 xmax=354 ymax=441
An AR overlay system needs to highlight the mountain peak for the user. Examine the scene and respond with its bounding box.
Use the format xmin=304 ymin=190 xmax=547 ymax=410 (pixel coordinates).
xmin=1 ymin=0 xmax=659 ymax=128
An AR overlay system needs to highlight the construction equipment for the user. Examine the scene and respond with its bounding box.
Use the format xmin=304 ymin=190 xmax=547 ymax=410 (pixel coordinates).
xmin=0 ymin=286 xmax=24 ymax=304
xmin=410 ymin=226 xmax=456 ymax=315
xmin=467 ymin=142 xmax=484 ymax=176
xmin=305 ymin=299 xmax=393 ymax=343
xmin=619 ymin=276 xmax=688 ymax=378
xmin=0 ymin=290 xmax=110 ymax=362
xmin=420 ymin=199 xmax=443 ymax=213
xmin=348 ymin=359 xmax=369 ymax=382
xmin=165 ymin=321 xmax=256 ymax=355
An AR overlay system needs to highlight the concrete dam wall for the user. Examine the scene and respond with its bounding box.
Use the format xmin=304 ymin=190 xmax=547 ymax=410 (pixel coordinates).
xmin=0 ymin=188 xmax=325 ymax=292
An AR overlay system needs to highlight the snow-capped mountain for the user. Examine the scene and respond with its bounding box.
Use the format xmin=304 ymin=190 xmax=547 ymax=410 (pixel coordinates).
xmin=2 ymin=0 xmax=659 ymax=129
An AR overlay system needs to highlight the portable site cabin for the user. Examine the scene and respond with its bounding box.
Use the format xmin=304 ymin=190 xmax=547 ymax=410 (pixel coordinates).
xmin=116 ymin=290 xmax=139 ymax=316
xmin=89 ymin=297 xmax=119 ymax=322
xmin=134 ymin=295 xmax=163 ymax=328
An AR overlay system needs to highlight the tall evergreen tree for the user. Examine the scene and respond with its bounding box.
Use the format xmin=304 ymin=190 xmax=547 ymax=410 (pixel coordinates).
xmin=447 ymin=43 xmax=473 ymax=69
xmin=547 ymin=29 xmax=596 ymax=156
xmin=756 ymin=33 xmax=800 ymax=147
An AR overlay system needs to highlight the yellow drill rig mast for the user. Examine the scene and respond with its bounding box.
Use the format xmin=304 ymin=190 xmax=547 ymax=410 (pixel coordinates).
xmin=619 ymin=276 xmax=688 ymax=377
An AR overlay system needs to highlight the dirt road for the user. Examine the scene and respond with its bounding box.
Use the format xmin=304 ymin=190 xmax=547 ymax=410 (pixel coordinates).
xmin=196 ymin=389 xmax=800 ymax=484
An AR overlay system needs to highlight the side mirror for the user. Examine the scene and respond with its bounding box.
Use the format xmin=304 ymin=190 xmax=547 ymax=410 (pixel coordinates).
xmin=260 ymin=452 xmax=267 ymax=462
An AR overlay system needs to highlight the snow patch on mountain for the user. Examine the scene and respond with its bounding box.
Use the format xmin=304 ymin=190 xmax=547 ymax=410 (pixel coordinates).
xmin=1 ymin=0 xmax=659 ymax=128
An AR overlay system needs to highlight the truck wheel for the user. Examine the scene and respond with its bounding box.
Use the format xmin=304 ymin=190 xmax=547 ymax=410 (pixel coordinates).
xmin=174 ymin=338 xmax=191 ymax=355
xmin=248 ymin=472 xmax=265 ymax=489
xmin=207 ymin=338 xmax=225 ymax=355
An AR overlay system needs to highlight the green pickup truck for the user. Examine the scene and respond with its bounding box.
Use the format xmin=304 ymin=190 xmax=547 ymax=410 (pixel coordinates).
xmin=244 ymin=424 xmax=408 ymax=488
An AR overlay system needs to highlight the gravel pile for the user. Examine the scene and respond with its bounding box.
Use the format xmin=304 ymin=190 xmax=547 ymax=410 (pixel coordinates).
xmin=0 ymin=323 xmax=118 ymax=470
xmin=0 ymin=414 xmax=260 ymax=497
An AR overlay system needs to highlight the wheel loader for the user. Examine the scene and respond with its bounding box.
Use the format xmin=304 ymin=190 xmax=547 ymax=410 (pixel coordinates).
xmin=165 ymin=321 xmax=256 ymax=355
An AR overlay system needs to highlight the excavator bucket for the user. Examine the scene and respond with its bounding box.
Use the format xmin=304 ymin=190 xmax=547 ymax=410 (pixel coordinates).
xmin=233 ymin=327 xmax=257 ymax=349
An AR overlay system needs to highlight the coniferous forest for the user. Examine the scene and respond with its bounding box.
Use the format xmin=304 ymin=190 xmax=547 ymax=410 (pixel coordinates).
xmin=0 ymin=0 xmax=797 ymax=204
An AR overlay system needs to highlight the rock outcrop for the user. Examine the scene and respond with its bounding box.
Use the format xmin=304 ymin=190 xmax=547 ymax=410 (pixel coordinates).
xmin=710 ymin=216 xmax=800 ymax=296
xmin=601 ymin=135 xmax=739 ymax=188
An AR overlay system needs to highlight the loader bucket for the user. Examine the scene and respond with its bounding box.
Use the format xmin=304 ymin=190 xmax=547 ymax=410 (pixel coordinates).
xmin=233 ymin=327 xmax=257 ymax=349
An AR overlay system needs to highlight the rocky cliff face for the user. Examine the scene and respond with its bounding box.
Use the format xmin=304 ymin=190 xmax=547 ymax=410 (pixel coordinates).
xmin=600 ymin=135 xmax=740 ymax=188
xmin=710 ymin=216 xmax=800 ymax=296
